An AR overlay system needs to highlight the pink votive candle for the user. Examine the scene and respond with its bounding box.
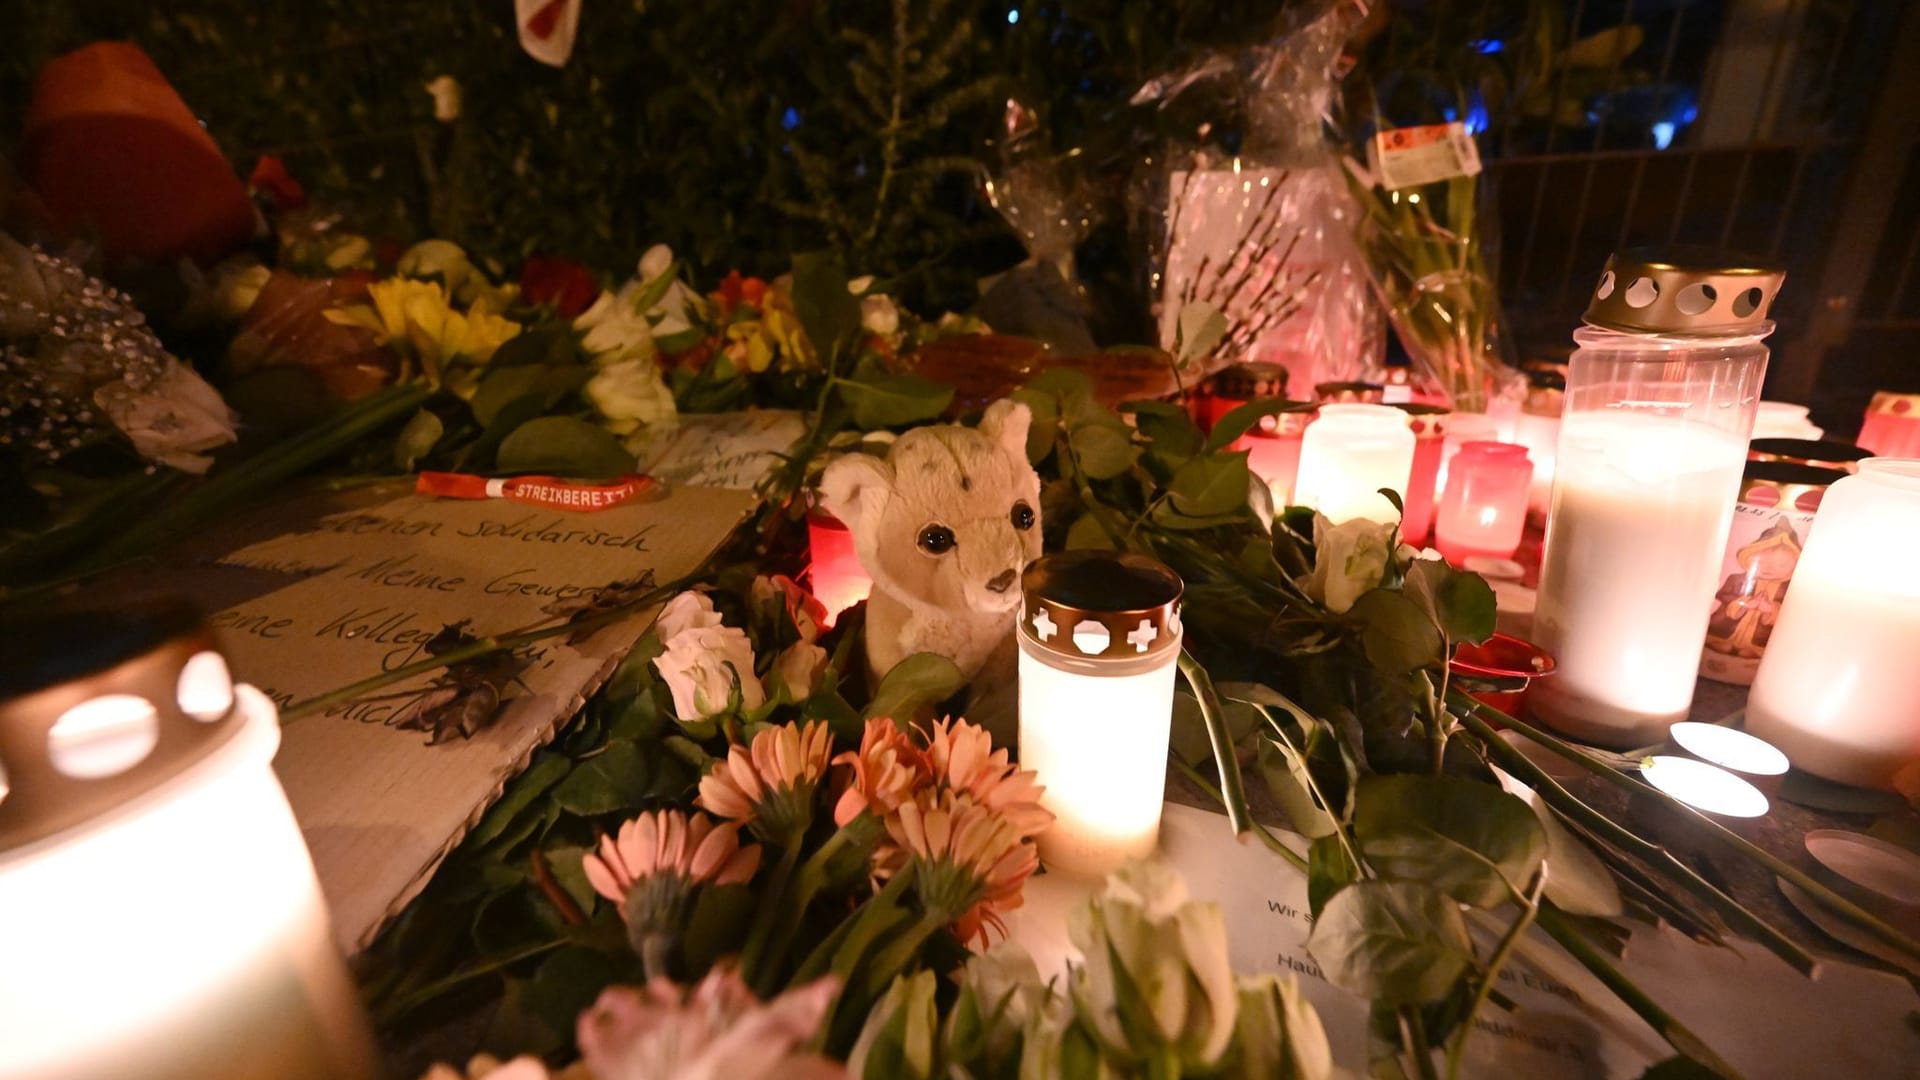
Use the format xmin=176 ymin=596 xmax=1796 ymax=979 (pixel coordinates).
xmin=1234 ymin=412 xmax=1310 ymax=508
xmin=1435 ymin=441 xmax=1533 ymax=565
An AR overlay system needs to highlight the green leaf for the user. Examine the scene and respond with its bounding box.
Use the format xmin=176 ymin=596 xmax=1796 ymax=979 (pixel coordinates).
xmin=1008 ymin=387 xmax=1060 ymax=464
xmin=1307 ymin=880 xmax=1473 ymax=1006
xmin=394 ymin=409 xmax=444 ymax=471
xmin=863 ymin=653 xmax=968 ymax=722
xmin=1403 ymin=559 xmax=1496 ymax=645
xmin=1173 ymin=302 xmax=1227 ymax=368
xmin=1258 ymin=735 xmax=1338 ymax=838
xmin=552 ymin=741 xmax=667 ymax=816
xmin=468 ymin=752 xmax=572 ymax=849
xmin=469 ymin=364 xmax=590 ymax=427
xmin=1167 ymin=451 xmax=1253 ymax=517
xmin=803 ymin=688 xmax=866 ymax=744
xmin=682 ymin=883 xmax=756 ymax=973
xmin=1065 ymin=511 xmax=1116 ymax=550
xmin=525 ymin=946 xmax=623 ymax=1041
xmin=496 ymin=416 xmax=637 ymax=478
xmin=837 ymin=372 xmax=954 ymax=430
xmin=1353 ymin=774 xmax=1547 ymax=909
xmin=544 ymin=843 xmax=598 ymax=915
xmin=792 ymin=251 xmax=861 ymax=362
xmin=1348 ymin=588 xmax=1446 ymax=673
xmin=1307 ymin=835 xmax=1359 ymax=919
xmin=487 ymin=323 xmax=579 ymax=368
xmin=1204 ymin=399 xmax=1313 ymax=453
xmin=1068 ymin=418 xmax=1136 ymax=480
xmin=1124 ymin=399 xmax=1203 ymax=470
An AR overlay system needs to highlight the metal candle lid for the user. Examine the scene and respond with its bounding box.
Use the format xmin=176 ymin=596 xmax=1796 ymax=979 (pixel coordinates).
xmin=1315 ymin=380 xmax=1386 ymax=404
xmin=1582 ymin=246 xmax=1786 ymax=336
xmin=1019 ymin=550 xmax=1183 ymax=663
xmin=1738 ymin=461 xmax=1846 ymax=513
xmin=1748 ymin=438 xmax=1873 ymax=473
xmin=0 ymin=598 xmax=245 ymax=854
xmin=1394 ymin=402 xmax=1449 ymax=441
xmin=1210 ymin=361 xmax=1289 ymax=401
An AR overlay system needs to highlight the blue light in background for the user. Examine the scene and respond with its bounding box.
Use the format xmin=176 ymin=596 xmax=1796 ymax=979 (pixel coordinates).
xmin=1473 ymin=39 xmax=1504 ymax=54
xmin=1651 ymin=121 xmax=1676 ymax=149
xmin=781 ymin=106 xmax=801 ymax=132
xmin=1007 ymin=8 xmax=1019 ymax=24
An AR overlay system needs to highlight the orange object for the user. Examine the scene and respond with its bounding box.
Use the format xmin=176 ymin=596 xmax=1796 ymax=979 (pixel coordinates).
xmin=416 ymin=472 xmax=660 ymax=512
xmin=24 ymin=42 xmax=255 ymax=262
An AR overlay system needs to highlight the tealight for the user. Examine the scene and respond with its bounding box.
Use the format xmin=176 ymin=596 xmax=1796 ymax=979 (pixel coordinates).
xmin=1640 ymin=755 xmax=1770 ymax=820
xmin=1667 ymin=722 xmax=1790 ymax=799
xmin=806 ymin=511 xmax=872 ymax=628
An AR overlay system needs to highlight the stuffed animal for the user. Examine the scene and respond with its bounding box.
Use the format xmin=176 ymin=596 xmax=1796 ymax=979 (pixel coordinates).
xmin=820 ymin=399 xmax=1043 ymax=681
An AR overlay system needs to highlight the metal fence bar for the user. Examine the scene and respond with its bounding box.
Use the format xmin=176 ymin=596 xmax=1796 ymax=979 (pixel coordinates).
xmin=1717 ymin=0 xmax=1808 ymax=249
xmin=1512 ymin=0 xmax=1590 ymax=297
xmin=1552 ymin=0 xmax=1641 ymax=310
xmin=1616 ymin=5 xmax=1690 ymax=254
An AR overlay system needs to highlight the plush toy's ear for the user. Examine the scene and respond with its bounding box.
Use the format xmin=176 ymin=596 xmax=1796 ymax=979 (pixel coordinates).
xmin=978 ymin=399 xmax=1031 ymax=462
xmin=819 ymin=451 xmax=895 ymax=537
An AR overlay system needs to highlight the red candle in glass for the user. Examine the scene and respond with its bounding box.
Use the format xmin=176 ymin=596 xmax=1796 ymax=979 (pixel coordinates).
xmin=1397 ymin=406 xmax=1449 ymax=544
xmin=806 ymin=512 xmax=871 ymax=627
xmin=1196 ymin=361 xmax=1289 ymax=434
xmin=1435 ymin=441 xmax=1533 ymax=565
xmin=1235 ymin=411 xmax=1311 ymax=507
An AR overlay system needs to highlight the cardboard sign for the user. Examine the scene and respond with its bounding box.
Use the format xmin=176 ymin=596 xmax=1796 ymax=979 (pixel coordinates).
xmin=634 ymin=410 xmax=809 ymax=491
xmin=1007 ymin=804 xmax=1919 ymax=1078
xmin=187 ymin=482 xmax=757 ymax=951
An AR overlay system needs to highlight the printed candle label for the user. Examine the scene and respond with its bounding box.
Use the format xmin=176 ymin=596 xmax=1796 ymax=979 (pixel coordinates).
xmin=1700 ymin=500 xmax=1816 ymax=686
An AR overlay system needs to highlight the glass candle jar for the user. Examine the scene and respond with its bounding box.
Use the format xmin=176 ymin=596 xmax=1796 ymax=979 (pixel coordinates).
xmin=1294 ymin=403 xmax=1416 ymax=525
xmin=1531 ymin=249 xmax=1781 ymax=748
xmin=1017 ymin=551 xmax=1183 ymax=877
xmin=805 ymin=511 xmax=871 ymax=628
xmin=1435 ymin=442 xmax=1533 ymax=565
xmin=1753 ymin=401 xmax=1824 ymax=441
xmin=1745 ymin=459 xmax=1920 ymax=789
xmin=1699 ymin=462 xmax=1843 ymax=687
xmin=1397 ymin=405 xmax=1450 ymax=543
xmin=1197 ymin=361 xmax=1288 ymax=434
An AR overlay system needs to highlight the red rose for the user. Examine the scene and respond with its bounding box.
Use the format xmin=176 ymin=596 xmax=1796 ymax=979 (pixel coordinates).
xmin=713 ymin=269 xmax=770 ymax=314
xmin=520 ymin=255 xmax=599 ymax=318
xmin=247 ymin=155 xmax=307 ymax=210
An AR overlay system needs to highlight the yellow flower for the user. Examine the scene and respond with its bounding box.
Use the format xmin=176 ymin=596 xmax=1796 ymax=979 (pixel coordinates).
xmin=325 ymin=278 xmax=520 ymax=388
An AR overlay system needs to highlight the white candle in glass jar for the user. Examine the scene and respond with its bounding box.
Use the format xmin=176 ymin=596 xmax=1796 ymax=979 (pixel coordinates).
xmin=1294 ymin=404 xmax=1416 ymax=525
xmin=1530 ymin=413 xmax=1750 ymax=746
xmin=1746 ymin=459 xmax=1920 ymax=788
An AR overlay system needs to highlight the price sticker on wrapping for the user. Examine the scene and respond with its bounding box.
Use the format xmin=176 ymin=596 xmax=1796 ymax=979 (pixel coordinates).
xmin=1368 ymin=121 xmax=1483 ymax=190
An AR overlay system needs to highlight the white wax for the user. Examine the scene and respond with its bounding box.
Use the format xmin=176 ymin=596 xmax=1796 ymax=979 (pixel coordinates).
xmin=1531 ymin=414 xmax=1749 ymax=746
xmin=1747 ymin=581 xmax=1920 ymax=788
xmin=1295 ymin=405 xmax=1415 ymax=525
xmin=1018 ymin=647 xmax=1176 ymax=877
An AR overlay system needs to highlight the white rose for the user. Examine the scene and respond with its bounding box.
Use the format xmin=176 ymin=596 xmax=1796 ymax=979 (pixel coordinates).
xmin=638 ymin=244 xmax=675 ymax=281
xmin=574 ymin=284 xmax=659 ymax=365
xmin=92 ymin=359 xmax=237 ymax=474
xmin=425 ymin=75 xmax=462 ymax=122
xmin=653 ymin=591 xmax=724 ymax=643
xmin=585 ymin=356 xmax=677 ymax=437
xmin=859 ymin=293 xmax=901 ymax=340
xmin=1296 ymin=513 xmax=1396 ymax=614
xmin=764 ymin=641 xmax=829 ymax=703
xmin=653 ymin=625 xmax=765 ymax=721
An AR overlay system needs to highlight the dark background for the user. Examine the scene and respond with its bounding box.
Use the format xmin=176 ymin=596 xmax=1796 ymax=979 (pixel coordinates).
xmin=3 ymin=0 xmax=1915 ymax=435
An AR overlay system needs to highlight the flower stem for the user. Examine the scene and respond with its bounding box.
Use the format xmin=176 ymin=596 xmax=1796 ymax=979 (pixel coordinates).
xmin=640 ymin=932 xmax=674 ymax=983
xmin=741 ymin=835 xmax=805 ymax=993
xmin=1402 ymin=1006 xmax=1442 ymax=1080
xmin=1536 ymin=905 xmax=1747 ymax=1079
xmin=1446 ymin=873 xmax=1545 ymax=1080
xmin=1457 ymin=694 xmax=1920 ymax=966
xmin=1177 ymin=650 xmax=1252 ymax=838
xmin=1170 ymin=755 xmax=1308 ymax=872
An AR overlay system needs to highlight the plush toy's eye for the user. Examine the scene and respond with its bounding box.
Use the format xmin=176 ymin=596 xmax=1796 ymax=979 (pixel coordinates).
xmin=917 ymin=524 xmax=957 ymax=555
xmin=1010 ymin=501 xmax=1036 ymax=530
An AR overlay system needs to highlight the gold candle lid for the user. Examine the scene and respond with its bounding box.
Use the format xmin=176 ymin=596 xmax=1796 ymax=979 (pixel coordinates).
xmin=0 ymin=598 xmax=246 ymax=854
xmin=1244 ymin=407 xmax=1314 ymax=439
xmin=1315 ymin=380 xmax=1386 ymax=404
xmin=1865 ymin=391 xmax=1920 ymax=417
xmin=1747 ymin=438 xmax=1873 ymax=473
xmin=1394 ymin=402 xmax=1449 ymax=440
xmin=1210 ymin=361 xmax=1289 ymax=401
xmin=1019 ymin=550 xmax=1183 ymax=663
xmin=1738 ymin=461 xmax=1846 ymax=513
xmin=1582 ymin=246 xmax=1786 ymax=336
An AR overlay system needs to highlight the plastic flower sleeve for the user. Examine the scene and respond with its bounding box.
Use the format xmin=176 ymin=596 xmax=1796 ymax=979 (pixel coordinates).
xmin=1130 ymin=0 xmax=1383 ymax=389
xmin=975 ymin=98 xmax=1099 ymax=353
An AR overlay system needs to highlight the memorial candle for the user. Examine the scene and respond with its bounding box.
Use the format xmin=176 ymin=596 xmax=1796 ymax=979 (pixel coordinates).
xmin=1434 ymin=441 xmax=1533 ymax=564
xmin=1746 ymin=459 xmax=1920 ymax=789
xmin=1017 ymin=551 xmax=1183 ymax=877
xmin=1531 ymin=248 xmax=1777 ymax=748
xmin=1234 ymin=411 xmax=1310 ymax=508
xmin=806 ymin=511 xmax=871 ymax=628
xmin=0 ymin=601 xmax=377 ymax=1080
xmin=1294 ymin=403 xmax=1415 ymax=525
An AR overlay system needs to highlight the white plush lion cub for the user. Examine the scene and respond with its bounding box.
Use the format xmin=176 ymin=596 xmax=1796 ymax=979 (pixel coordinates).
xmin=820 ymin=399 xmax=1043 ymax=681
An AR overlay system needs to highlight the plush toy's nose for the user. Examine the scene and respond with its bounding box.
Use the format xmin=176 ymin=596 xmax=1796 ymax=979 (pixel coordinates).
xmin=986 ymin=569 xmax=1017 ymax=594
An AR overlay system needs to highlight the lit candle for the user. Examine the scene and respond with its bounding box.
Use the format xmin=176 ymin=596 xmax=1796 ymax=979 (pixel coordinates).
xmin=1639 ymin=755 xmax=1770 ymax=821
xmin=1698 ymin=462 xmax=1842 ymax=687
xmin=1017 ymin=551 xmax=1183 ymax=877
xmin=1666 ymin=722 xmax=1790 ymax=799
xmin=1397 ymin=405 xmax=1449 ymax=544
xmin=1753 ymin=401 xmax=1824 ymax=441
xmin=1234 ymin=411 xmax=1310 ymax=508
xmin=0 ymin=602 xmax=376 ymax=1080
xmin=1293 ymin=404 xmax=1416 ymax=525
xmin=1531 ymin=248 xmax=1778 ymax=748
xmin=1746 ymin=459 xmax=1920 ymax=789
xmin=1434 ymin=441 xmax=1533 ymax=565
xmin=806 ymin=511 xmax=872 ymax=628
xmin=1196 ymin=361 xmax=1289 ymax=434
